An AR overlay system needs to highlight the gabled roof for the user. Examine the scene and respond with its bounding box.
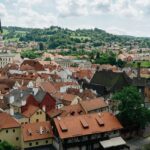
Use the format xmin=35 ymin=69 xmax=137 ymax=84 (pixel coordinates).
xmin=60 ymin=104 xmax=85 ymax=117
xmin=40 ymin=82 xmax=57 ymax=94
xmin=54 ymin=92 xmax=79 ymax=102
xmin=91 ymin=70 xmax=131 ymax=92
xmin=22 ymin=121 xmax=53 ymax=142
xmin=54 ymin=112 xmax=123 ymax=139
xmin=6 ymin=88 xmax=46 ymax=107
xmin=0 ymin=112 xmax=20 ymax=129
xmin=22 ymin=105 xmax=40 ymax=118
xmin=20 ymin=60 xmax=45 ymax=71
xmin=80 ymin=98 xmax=108 ymax=113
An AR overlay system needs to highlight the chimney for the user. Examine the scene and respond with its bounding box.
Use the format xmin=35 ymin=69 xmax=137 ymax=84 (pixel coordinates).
xmin=9 ymin=96 xmax=14 ymax=104
xmin=20 ymin=92 xmax=23 ymax=97
xmin=137 ymin=62 xmax=141 ymax=79
xmin=21 ymin=100 xmax=26 ymax=106
xmin=33 ymin=88 xmax=38 ymax=95
xmin=10 ymin=108 xmax=14 ymax=116
xmin=28 ymin=129 xmax=32 ymax=136
xmin=80 ymin=89 xmax=83 ymax=93
xmin=42 ymin=105 xmax=46 ymax=112
xmin=40 ymin=126 xmax=43 ymax=134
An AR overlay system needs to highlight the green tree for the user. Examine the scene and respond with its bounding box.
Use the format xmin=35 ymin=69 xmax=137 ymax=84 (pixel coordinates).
xmin=117 ymin=59 xmax=126 ymax=68
xmin=39 ymin=42 xmax=44 ymax=51
xmin=0 ymin=141 xmax=16 ymax=150
xmin=44 ymin=57 xmax=51 ymax=61
xmin=113 ymin=86 xmax=150 ymax=129
xmin=143 ymin=143 xmax=150 ymax=150
xmin=21 ymin=50 xmax=40 ymax=59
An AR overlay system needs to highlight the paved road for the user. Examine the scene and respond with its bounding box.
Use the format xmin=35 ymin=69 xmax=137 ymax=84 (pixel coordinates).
xmin=127 ymin=137 xmax=150 ymax=150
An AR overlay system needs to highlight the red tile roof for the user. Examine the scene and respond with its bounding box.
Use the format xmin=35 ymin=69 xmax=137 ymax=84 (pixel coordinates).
xmin=73 ymin=69 xmax=94 ymax=80
xmin=20 ymin=60 xmax=45 ymax=71
xmin=22 ymin=121 xmax=53 ymax=142
xmin=0 ymin=112 xmax=20 ymax=129
xmin=22 ymin=105 xmax=39 ymax=118
xmin=54 ymin=112 xmax=123 ymax=139
xmin=61 ymin=104 xmax=85 ymax=117
xmin=47 ymin=109 xmax=63 ymax=118
xmin=40 ymin=82 xmax=57 ymax=94
xmin=54 ymin=92 xmax=79 ymax=102
xmin=80 ymin=98 xmax=108 ymax=113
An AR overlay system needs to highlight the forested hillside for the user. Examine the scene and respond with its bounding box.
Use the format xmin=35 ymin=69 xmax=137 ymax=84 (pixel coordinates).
xmin=2 ymin=26 xmax=150 ymax=49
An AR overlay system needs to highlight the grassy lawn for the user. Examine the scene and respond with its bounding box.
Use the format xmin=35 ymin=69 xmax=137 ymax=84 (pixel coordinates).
xmin=3 ymin=29 xmax=9 ymax=35
xmin=4 ymin=37 xmax=19 ymax=42
xmin=127 ymin=61 xmax=150 ymax=68
xmin=70 ymin=35 xmax=91 ymax=40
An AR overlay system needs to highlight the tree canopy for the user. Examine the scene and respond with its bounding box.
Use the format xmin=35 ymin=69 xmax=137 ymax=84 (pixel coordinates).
xmin=3 ymin=26 xmax=150 ymax=49
xmin=0 ymin=141 xmax=16 ymax=150
xmin=21 ymin=50 xmax=41 ymax=59
xmin=113 ymin=86 xmax=150 ymax=129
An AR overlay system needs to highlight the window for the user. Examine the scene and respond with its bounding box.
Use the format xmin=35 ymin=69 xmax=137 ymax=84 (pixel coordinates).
xmin=114 ymin=130 xmax=118 ymax=134
xmin=37 ymin=112 xmax=39 ymax=115
xmin=29 ymin=143 xmax=32 ymax=146
xmin=6 ymin=130 xmax=8 ymax=133
xmin=40 ymin=111 xmax=42 ymax=114
xmin=16 ymin=137 xmax=19 ymax=141
xmin=36 ymin=142 xmax=38 ymax=145
xmin=36 ymin=119 xmax=39 ymax=122
xmin=13 ymin=129 xmax=15 ymax=133
xmin=45 ymin=140 xmax=48 ymax=144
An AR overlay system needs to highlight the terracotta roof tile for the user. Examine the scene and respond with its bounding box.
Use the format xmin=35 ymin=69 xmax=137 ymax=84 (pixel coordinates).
xmin=80 ymin=98 xmax=108 ymax=113
xmin=73 ymin=69 xmax=94 ymax=80
xmin=54 ymin=92 xmax=79 ymax=102
xmin=20 ymin=60 xmax=45 ymax=71
xmin=47 ymin=109 xmax=63 ymax=118
xmin=22 ymin=121 xmax=53 ymax=142
xmin=60 ymin=104 xmax=85 ymax=117
xmin=40 ymin=82 xmax=57 ymax=94
xmin=0 ymin=112 xmax=20 ymax=129
xmin=54 ymin=112 xmax=123 ymax=139
xmin=22 ymin=105 xmax=39 ymax=118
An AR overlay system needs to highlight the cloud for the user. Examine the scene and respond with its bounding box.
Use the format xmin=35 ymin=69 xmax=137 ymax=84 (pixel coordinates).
xmin=0 ymin=0 xmax=57 ymax=28
xmin=0 ymin=3 xmax=7 ymax=17
xmin=106 ymin=26 xmax=150 ymax=37
xmin=16 ymin=0 xmax=43 ymax=8
xmin=55 ymin=0 xmax=149 ymax=18
xmin=0 ymin=0 xmax=150 ymax=36
xmin=56 ymin=0 xmax=89 ymax=17
xmin=17 ymin=8 xmax=57 ymax=28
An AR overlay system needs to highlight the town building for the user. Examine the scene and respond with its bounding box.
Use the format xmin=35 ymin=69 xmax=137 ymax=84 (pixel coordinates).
xmin=0 ymin=112 xmax=21 ymax=148
xmin=53 ymin=112 xmax=128 ymax=150
xmin=85 ymin=69 xmax=132 ymax=97
xmin=21 ymin=121 xmax=54 ymax=150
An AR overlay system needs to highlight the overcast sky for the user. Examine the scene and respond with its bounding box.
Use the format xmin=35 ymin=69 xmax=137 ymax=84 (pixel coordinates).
xmin=0 ymin=0 xmax=150 ymax=37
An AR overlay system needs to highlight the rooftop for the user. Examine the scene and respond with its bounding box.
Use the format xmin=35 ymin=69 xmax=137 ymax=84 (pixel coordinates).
xmin=80 ymin=98 xmax=108 ymax=113
xmin=54 ymin=112 xmax=123 ymax=139
xmin=0 ymin=112 xmax=20 ymax=129
xmin=22 ymin=121 xmax=54 ymax=142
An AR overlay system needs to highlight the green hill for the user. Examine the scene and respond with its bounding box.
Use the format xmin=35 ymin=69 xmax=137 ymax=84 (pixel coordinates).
xmin=2 ymin=26 xmax=150 ymax=49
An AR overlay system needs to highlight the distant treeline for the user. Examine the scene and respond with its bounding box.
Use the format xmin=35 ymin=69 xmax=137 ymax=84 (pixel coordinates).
xmin=2 ymin=26 xmax=150 ymax=49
